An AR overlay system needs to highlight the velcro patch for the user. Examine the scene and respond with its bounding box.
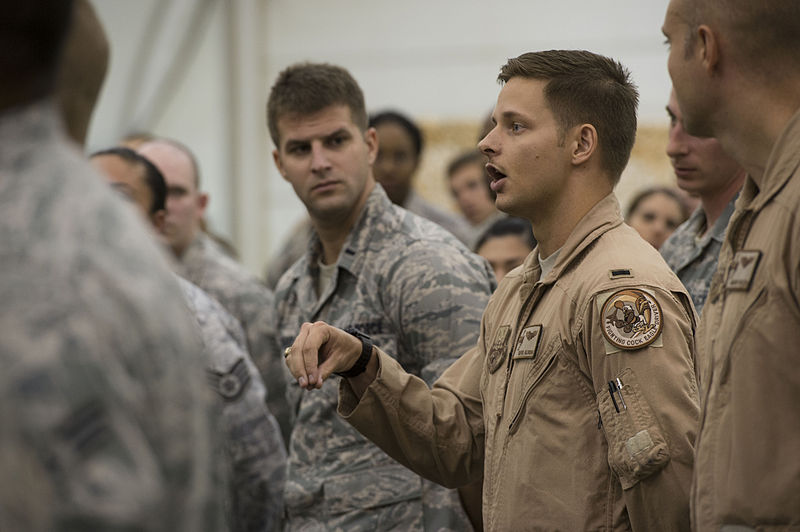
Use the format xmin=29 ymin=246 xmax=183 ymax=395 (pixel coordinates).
xmin=512 ymin=325 xmax=542 ymax=360
xmin=487 ymin=325 xmax=511 ymax=373
xmin=598 ymin=288 xmax=663 ymax=352
xmin=725 ymin=250 xmax=761 ymax=291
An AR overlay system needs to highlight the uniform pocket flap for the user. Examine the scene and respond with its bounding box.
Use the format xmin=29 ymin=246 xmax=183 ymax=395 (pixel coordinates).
xmin=598 ymin=368 xmax=671 ymax=489
xmin=323 ymin=463 xmax=422 ymax=516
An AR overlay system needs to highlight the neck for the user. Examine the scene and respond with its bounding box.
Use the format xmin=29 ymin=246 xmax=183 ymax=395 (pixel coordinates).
xmin=529 ymin=172 xmax=611 ymax=258
xmin=313 ymin=180 xmax=374 ymax=265
xmin=713 ymin=77 xmax=800 ymax=186
xmin=700 ymin=169 xmax=746 ymax=232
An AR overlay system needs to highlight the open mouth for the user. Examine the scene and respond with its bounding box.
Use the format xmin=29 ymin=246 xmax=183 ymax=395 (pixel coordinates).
xmin=485 ymin=163 xmax=507 ymax=181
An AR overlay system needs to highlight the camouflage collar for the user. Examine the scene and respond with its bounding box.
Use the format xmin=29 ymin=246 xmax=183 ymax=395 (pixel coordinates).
xmin=0 ymin=99 xmax=60 ymax=175
xmin=300 ymin=185 xmax=395 ymax=278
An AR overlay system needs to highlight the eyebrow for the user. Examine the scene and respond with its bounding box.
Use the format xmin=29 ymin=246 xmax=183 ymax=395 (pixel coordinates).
xmin=284 ymin=127 xmax=352 ymax=148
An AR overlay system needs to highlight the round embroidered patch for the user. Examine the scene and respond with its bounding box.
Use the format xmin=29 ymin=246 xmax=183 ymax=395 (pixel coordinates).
xmin=601 ymin=288 xmax=663 ymax=350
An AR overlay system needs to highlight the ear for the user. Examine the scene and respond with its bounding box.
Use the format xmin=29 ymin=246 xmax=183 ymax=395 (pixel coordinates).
xmin=272 ymin=149 xmax=289 ymax=181
xmin=150 ymin=209 xmax=166 ymax=234
xmin=571 ymin=124 xmax=598 ymax=166
xmin=365 ymin=127 xmax=379 ymax=165
xmin=697 ymin=24 xmax=720 ymax=73
xmin=197 ymin=192 xmax=208 ymax=215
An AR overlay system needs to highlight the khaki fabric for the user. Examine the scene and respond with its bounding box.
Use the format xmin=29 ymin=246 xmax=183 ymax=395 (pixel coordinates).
xmin=341 ymin=193 xmax=700 ymax=531
xmin=692 ymin=109 xmax=800 ymax=530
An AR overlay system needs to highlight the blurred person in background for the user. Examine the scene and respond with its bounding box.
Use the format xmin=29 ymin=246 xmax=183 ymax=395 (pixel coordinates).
xmin=139 ymin=138 xmax=292 ymax=446
xmin=625 ymin=186 xmax=688 ymax=249
xmin=91 ymin=147 xmax=287 ymax=532
xmin=447 ymin=149 xmax=504 ymax=248
xmin=475 ymin=216 xmax=536 ymax=283
xmin=659 ymin=89 xmax=745 ymax=314
xmin=0 ymin=0 xmax=222 ymax=528
xmin=370 ymin=110 xmax=471 ymax=243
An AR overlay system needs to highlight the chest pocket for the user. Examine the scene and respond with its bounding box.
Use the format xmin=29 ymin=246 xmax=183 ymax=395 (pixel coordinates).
xmin=506 ymin=332 xmax=561 ymax=435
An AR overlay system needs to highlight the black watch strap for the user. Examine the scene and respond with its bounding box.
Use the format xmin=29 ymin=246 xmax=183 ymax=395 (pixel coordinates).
xmin=335 ymin=327 xmax=374 ymax=378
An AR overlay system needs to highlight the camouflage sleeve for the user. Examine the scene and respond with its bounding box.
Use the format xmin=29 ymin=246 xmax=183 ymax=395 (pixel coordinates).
xmin=236 ymin=283 xmax=293 ymax=449
xmin=385 ymin=241 xmax=495 ymax=385
xmin=184 ymin=282 xmax=287 ymax=532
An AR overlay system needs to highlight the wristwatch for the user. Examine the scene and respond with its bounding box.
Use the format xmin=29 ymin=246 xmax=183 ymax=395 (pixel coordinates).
xmin=335 ymin=327 xmax=374 ymax=378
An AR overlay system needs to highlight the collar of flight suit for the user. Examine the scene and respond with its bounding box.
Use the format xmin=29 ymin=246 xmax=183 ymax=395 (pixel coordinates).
xmin=518 ymin=192 xmax=624 ymax=304
xmin=737 ymin=107 xmax=800 ymax=213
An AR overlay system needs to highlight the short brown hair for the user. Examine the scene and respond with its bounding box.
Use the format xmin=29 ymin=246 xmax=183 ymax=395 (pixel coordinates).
xmin=498 ymin=50 xmax=638 ymax=182
xmin=266 ymin=62 xmax=368 ymax=147
xmin=688 ymin=0 xmax=800 ymax=73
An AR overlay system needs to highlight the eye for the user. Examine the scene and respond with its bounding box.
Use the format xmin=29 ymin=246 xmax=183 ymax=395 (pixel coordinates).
xmin=327 ymin=134 xmax=348 ymax=148
xmin=288 ymin=144 xmax=310 ymax=156
xmin=510 ymin=123 xmax=524 ymax=133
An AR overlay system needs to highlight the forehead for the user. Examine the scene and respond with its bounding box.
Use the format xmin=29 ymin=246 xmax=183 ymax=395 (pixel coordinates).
xmin=494 ymin=77 xmax=551 ymax=120
xmin=138 ymin=143 xmax=194 ymax=188
xmin=663 ymin=0 xmax=690 ymax=32
xmin=277 ymin=105 xmax=358 ymax=144
xmin=92 ymin=155 xmax=145 ymax=188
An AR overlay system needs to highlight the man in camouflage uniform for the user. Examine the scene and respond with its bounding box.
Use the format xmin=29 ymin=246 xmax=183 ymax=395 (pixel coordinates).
xmin=91 ymin=147 xmax=287 ymax=532
xmin=0 ymin=1 xmax=222 ymax=528
xmin=267 ymin=62 xmax=495 ymax=531
xmin=138 ymin=139 xmax=292 ymax=445
xmin=659 ymin=89 xmax=745 ymax=314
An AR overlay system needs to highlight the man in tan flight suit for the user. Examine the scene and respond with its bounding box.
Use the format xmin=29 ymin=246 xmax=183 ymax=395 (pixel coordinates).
xmin=284 ymin=50 xmax=700 ymax=531
xmin=662 ymin=0 xmax=800 ymax=529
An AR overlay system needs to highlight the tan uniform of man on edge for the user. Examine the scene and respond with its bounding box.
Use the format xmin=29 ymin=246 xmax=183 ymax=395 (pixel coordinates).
xmin=662 ymin=0 xmax=800 ymax=529
xmin=284 ymin=50 xmax=700 ymax=531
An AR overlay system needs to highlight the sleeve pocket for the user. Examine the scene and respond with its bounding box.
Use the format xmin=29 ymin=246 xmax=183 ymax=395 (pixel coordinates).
xmin=597 ymin=367 xmax=671 ymax=489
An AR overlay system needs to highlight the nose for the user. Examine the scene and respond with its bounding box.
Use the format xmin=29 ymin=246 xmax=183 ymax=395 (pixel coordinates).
xmin=478 ymin=125 xmax=498 ymax=156
xmin=310 ymin=142 xmax=331 ymax=173
xmin=666 ymin=122 xmax=689 ymax=159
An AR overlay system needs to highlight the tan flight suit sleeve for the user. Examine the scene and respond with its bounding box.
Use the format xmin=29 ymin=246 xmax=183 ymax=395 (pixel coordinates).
xmin=581 ymin=285 xmax=699 ymax=531
xmin=338 ymin=344 xmax=486 ymax=490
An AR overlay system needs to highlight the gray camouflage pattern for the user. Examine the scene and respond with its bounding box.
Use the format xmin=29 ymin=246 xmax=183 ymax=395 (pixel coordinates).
xmin=179 ymin=232 xmax=292 ymax=446
xmin=0 ymin=100 xmax=222 ymax=530
xmin=404 ymin=189 xmax=472 ymax=246
xmin=274 ymin=185 xmax=495 ymax=531
xmin=179 ymin=277 xmax=287 ymax=532
xmin=660 ymin=197 xmax=737 ymax=314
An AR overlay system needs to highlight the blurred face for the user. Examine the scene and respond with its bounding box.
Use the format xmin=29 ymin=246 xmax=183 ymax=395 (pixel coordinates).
xmin=666 ymin=90 xmax=742 ymax=197
xmin=372 ymin=121 xmax=419 ymax=205
xmin=273 ymin=105 xmax=377 ymax=225
xmin=477 ymin=234 xmax=533 ymax=282
xmin=138 ymin=142 xmax=205 ymax=257
xmin=628 ymin=192 xmax=685 ymax=250
xmin=479 ymin=78 xmax=572 ymax=221
xmin=450 ymin=161 xmax=496 ymax=225
xmin=662 ymin=0 xmax=715 ymax=137
xmin=91 ymin=154 xmax=153 ymax=215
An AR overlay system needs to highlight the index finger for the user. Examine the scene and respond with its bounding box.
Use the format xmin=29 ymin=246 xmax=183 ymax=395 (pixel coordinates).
xmin=285 ymin=322 xmax=315 ymax=389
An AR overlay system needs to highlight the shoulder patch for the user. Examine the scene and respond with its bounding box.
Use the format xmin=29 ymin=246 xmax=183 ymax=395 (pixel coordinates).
xmin=207 ymin=358 xmax=251 ymax=401
xmin=600 ymin=288 xmax=663 ymax=351
xmin=487 ymin=325 xmax=511 ymax=373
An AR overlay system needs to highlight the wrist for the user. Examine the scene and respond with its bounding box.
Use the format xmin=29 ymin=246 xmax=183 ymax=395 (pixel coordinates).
xmin=335 ymin=327 xmax=374 ymax=378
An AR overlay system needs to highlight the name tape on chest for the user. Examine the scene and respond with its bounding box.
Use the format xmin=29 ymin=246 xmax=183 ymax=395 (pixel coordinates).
xmin=598 ymin=288 xmax=663 ymax=353
xmin=725 ymin=250 xmax=761 ymax=291
xmin=512 ymin=325 xmax=542 ymax=360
